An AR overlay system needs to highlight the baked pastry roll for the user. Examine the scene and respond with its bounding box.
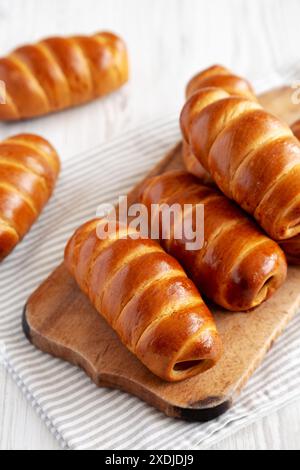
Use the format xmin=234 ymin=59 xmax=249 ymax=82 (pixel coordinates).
xmin=140 ymin=170 xmax=287 ymax=311
xmin=180 ymin=65 xmax=300 ymax=243
xmin=279 ymin=118 xmax=300 ymax=264
xmin=0 ymin=32 xmax=128 ymax=120
xmin=65 ymin=218 xmax=222 ymax=382
xmin=0 ymin=134 xmax=60 ymax=260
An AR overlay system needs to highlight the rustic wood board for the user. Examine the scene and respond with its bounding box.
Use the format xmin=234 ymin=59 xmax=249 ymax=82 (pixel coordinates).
xmin=24 ymin=86 xmax=300 ymax=422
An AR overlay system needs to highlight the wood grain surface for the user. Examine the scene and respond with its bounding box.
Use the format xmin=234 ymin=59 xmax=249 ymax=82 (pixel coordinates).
xmin=1 ymin=0 xmax=300 ymax=450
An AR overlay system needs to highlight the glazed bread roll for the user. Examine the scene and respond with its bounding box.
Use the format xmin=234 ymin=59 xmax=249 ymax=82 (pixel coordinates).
xmin=280 ymin=118 xmax=300 ymax=264
xmin=140 ymin=170 xmax=287 ymax=311
xmin=0 ymin=32 xmax=128 ymax=120
xmin=64 ymin=218 xmax=222 ymax=382
xmin=180 ymin=65 xmax=300 ymax=242
xmin=183 ymin=65 xmax=257 ymax=181
xmin=0 ymin=134 xmax=60 ymax=260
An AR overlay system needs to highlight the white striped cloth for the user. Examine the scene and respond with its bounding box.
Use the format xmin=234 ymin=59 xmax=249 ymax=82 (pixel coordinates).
xmin=0 ymin=116 xmax=300 ymax=450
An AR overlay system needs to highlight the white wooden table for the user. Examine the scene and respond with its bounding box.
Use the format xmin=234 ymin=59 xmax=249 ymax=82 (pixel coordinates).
xmin=0 ymin=0 xmax=300 ymax=450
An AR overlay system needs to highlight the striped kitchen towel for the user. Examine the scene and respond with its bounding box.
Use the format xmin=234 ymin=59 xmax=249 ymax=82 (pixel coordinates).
xmin=0 ymin=116 xmax=299 ymax=450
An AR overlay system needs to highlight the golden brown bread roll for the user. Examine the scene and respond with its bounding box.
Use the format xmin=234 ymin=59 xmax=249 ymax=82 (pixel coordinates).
xmin=0 ymin=32 xmax=128 ymax=120
xmin=279 ymin=118 xmax=300 ymax=264
xmin=64 ymin=218 xmax=222 ymax=381
xmin=0 ymin=133 xmax=60 ymax=260
xmin=183 ymin=65 xmax=257 ymax=180
xmin=180 ymin=65 xmax=300 ymax=243
xmin=140 ymin=170 xmax=287 ymax=311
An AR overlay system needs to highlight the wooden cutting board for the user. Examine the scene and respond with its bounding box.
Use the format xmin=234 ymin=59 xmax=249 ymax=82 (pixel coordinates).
xmin=23 ymin=86 xmax=300 ymax=422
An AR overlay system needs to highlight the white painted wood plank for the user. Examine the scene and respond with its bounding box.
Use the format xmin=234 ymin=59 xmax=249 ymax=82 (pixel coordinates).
xmin=0 ymin=0 xmax=300 ymax=450
xmin=211 ymin=402 xmax=300 ymax=450
xmin=0 ymin=367 xmax=60 ymax=450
